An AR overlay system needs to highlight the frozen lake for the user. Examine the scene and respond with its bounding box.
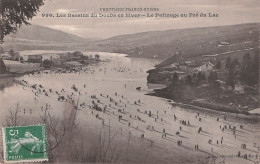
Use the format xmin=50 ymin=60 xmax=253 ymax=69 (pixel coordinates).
xmin=0 ymin=51 xmax=259 ymax=163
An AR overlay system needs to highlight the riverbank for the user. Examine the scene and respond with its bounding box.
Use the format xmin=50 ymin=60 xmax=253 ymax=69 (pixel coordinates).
xmin=0 ymin=57 xmax=105 ymax=79
xmin=148 ymin=86 xmax=260 ymax=116
xmin=174 ymin=102 xmax=260 ymax=123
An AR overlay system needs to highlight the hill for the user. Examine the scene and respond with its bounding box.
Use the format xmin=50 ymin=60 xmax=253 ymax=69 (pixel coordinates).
xmin=1 ymin=25 xmax=96 ymax=51
xmin=6 ymin=25 xmax=88 ymax=43
xmin=94 ymin=23 xmax=260 ymax=60
xmin=1 ymin=23 xmax=259 ymax=56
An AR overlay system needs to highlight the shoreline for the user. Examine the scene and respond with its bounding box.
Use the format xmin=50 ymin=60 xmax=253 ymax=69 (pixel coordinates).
xmin=125 ymin=55 xmax=166 ymax=61
xmin=175 ymin=102 xmax=260 ymax=123
xmin=147 ymin=91 xmax=260 ymax=122
xmin=0 ymin=59 xmax=105 ymax=80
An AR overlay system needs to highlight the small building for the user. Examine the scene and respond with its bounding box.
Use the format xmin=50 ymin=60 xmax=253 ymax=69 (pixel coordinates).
xmin=216 ymin=79 xmax=225 ymax=84
xmin=69 ymin=51 xmax=83 ymax=61
xmin=195 ymin=62 xmax=214 ymax=72
xmin=0 ymin=54 xmax=12 ymax=60
xmin=175 ymin=71 xmax=186 ymax=80
xmin=193 ymin=62 xmax=214 ymax=77
xmin=28 ymin=55 xmax=43 ymax=63
xmin=162 ymin=63 xmax=179 ymax=71
xmin=59 ymin=51 xmax=84 ymax=62
xmin=0 ymin=52 xmax=20 ymax=61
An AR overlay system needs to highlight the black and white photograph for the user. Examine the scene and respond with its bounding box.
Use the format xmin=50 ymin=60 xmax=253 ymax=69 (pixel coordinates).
xmin=0 ymin=0 xmax=259 ymax=163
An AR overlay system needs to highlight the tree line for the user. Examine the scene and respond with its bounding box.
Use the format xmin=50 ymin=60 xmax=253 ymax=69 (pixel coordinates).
xmin=171 ymin=53 xmax=259 ymax=90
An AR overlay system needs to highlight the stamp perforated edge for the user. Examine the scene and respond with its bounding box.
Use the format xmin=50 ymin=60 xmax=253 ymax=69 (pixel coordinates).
xmin=1 ymin=124 xmax=49 ymax=163
xmin=2 ymin=126 xmax=7 ymax=163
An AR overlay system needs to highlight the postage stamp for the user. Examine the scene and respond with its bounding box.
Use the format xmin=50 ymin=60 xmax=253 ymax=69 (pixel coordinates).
xmin=2 ymin=124 xmax=48 ymax=163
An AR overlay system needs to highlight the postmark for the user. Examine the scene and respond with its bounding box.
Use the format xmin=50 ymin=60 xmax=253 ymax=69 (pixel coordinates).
xmin=2 ymin=124 xmax=48 ymax=163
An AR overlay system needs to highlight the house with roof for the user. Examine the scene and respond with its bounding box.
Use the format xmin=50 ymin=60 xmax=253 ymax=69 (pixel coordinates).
xmin=194 ymin=62 xmax=214 ymax=72
xmin=28 ymin=55 xmax=43 ymax=63
xmin=162 ymin=63 xmax=179 ymax=71
xmin=0 ymin=54 xmax=12 ymax=60
xmin=193 ymin=61 xmax=214 ymax=77
xmin=59 ymin=51 xmax=84 ymax=62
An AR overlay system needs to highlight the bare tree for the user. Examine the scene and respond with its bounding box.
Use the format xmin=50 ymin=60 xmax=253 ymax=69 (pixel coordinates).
xmin=40 ymin=109 xmax=65 ymax=162
xmin=5 ymin=103 xmax=20 ymax=126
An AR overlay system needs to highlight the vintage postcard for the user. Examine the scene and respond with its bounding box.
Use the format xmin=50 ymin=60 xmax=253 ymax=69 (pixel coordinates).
xmin=0 ymin=0 xmax=259 ymax=163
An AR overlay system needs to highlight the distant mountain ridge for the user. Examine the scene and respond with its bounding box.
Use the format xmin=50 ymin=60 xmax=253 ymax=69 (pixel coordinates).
xmin=6 ymin=25 xmax=89 ymax=43
xmin=96 ymin=23 xmax=260 ymax=48
xmin=93 ymin=23 xmax=260 ymax=60
xmin=2 ymin=23 xmax=259 ymax=56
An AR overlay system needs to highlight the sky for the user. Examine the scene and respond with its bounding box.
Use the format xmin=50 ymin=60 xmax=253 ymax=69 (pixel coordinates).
xmin=29 ymin=0 xmax=260 ymax=39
